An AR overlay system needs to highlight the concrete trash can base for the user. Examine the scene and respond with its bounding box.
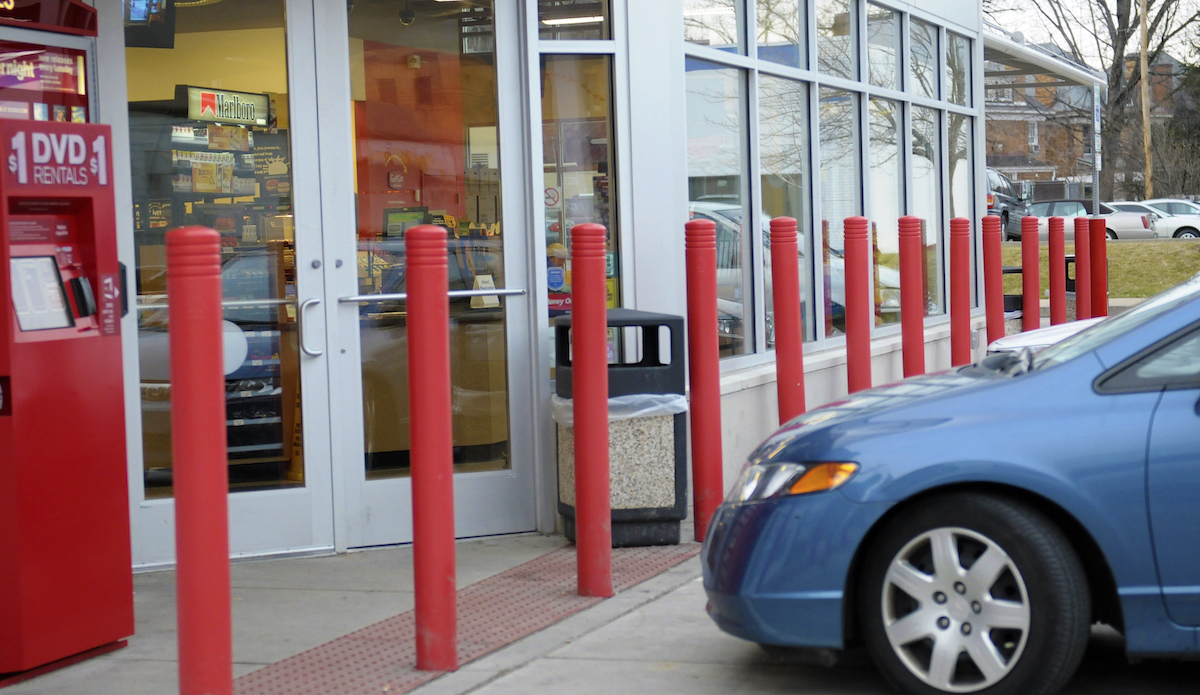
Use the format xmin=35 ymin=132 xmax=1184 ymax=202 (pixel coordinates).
xmin=553 ymin=309 xmax=687 ymax=547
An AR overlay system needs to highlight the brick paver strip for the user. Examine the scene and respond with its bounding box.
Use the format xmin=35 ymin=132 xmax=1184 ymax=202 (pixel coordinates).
xmin=234 ymin=543 xmax=701 ymax=695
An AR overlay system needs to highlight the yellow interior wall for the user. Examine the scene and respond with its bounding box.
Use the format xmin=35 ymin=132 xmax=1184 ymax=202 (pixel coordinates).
xmin=126 ymin=28 xmax=289 ymax=103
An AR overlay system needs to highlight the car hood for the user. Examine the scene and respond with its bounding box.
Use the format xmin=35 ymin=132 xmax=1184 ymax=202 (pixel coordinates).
xmin=987 ymin=317 xmax=1104 ymax=353
xmin=747 ymin=369 xmax=996 ymax=465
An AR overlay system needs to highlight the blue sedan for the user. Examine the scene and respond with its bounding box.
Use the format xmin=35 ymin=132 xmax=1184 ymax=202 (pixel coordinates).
xmin=703 ymin=274 xmax=1200 ymax=695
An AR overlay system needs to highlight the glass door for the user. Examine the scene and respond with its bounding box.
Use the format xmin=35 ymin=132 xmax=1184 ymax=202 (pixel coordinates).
xmin=317 ymin=0 xmax=537 ymax=548
xmin=125 ymin=0 xmax=334 ymax=564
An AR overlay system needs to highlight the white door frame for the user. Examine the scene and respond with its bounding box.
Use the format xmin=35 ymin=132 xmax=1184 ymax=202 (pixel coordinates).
xmin=314 ymin=0 xmax=539 ymax=550
xmin=99 ymin=0 xmax=336 ymax=567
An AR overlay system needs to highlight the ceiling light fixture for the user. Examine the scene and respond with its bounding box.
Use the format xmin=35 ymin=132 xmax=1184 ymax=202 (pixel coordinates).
xmin=541 ymin=15 xmax=604 ymax=26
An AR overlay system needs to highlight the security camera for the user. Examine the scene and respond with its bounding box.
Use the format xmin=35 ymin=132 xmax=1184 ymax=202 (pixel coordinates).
xmin=399 ymin=5 xmax=416 ymax=25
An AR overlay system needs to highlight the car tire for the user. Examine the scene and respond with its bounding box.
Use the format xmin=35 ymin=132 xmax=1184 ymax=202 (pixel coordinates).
xmin=1106 ymin=230 xmax=1117 ymax=240
xmin=1174 ymin=228 xmax=1199 ymax=239
xmin=858 ymin=493 xmax=1090 ymax=695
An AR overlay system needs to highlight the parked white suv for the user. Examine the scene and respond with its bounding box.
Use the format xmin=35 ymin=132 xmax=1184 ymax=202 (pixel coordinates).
xmin=1111 ymin=201 xmax=1200 ymax=239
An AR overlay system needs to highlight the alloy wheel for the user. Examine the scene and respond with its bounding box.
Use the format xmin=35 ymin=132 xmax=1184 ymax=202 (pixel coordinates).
xmin=880 ymin=527 xmax=1031 ymax=693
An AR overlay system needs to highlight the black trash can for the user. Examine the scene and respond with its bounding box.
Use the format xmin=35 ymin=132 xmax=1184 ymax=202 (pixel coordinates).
xmin=553 ymin=308 xmax=687 ymax=547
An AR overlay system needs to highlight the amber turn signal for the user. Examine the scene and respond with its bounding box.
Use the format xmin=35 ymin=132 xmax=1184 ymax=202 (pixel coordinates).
xmin=788 ymin=463 xmax=859 ymax=495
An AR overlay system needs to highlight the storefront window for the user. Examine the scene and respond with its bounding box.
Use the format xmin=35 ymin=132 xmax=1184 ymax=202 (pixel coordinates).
xmin=816 ymin=0 xmax=855 ymax=80
xmin=538 ymin=0 xmax=610 ymax=40
xmin=686 ymin=60 xmax=751 ymax=357
xmin=912 ymin=106 xmax=944 ymax=316
xmin=818 ymin=87 xmax=860 ymax=337
xmin=911 ymin=18 xmax=938 ymax=99
xmin=759 ymin=74 xmax=813 ymax=344
xmin=869 ymin=97 xmax=902 ymax=326
xmin=757 ymin=0 xmax=805 ymax=69
xmin=348 ymin=0 xmax=511 ymax=478
xmin=541 ymin=54 xmax=620 ymax=340
xmin=684 ymin=0 xmax=744 ymax=54
xmin=866 ymin=4 xmax=900 ymax=90
xmin=947 ymin=32 xmax=971 ymax=106
xmin=128 ymin=0 xmax=302 ymax=498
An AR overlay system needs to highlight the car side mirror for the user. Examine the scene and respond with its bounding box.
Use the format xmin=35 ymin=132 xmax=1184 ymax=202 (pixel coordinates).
xmin=1019 ymin=193 xmax=1030 ymax=202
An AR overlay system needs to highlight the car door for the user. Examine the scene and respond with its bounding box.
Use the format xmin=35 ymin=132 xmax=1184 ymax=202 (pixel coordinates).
xmin=1102 ymin=325 xmax=1200 ymax=625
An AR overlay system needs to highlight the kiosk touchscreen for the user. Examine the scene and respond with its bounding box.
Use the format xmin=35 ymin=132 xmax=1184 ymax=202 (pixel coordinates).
xmin=0 ymin=120 xmax=133 ymax=675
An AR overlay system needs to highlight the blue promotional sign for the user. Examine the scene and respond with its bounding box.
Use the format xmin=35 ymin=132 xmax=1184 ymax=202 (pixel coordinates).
xmin=547 ymin=266 xmax=566 ymax=291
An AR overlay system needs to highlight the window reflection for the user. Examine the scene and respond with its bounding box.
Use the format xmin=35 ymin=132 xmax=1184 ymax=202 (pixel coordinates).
xmin=947 ymin=32 xmax=971 ymax=106
xmin=348 ymin=0 xmax=511 ymax=478
xmin=948 ymin=113 xmax=974 ymax=306
xmin=816 ymin=0 xmax=855 ymax=79
xmin=866 ymin=4 xmax=900 ymax=90
xmin=687 ymin=60 xmax=751 ymax=357
xmin=912 ymin=106 xmax=944 ymax=316
xmin=757 ymin=0 xmax=805 ymax=68
xmin=911 ymin=19 xmax=938 ymax=99
xmin=869 ymin=98 xmax=902 ymax=325
xmin=818 ymin=87 xmax=860 ymax=337
xmin=759 ymin=75 xmax=813 ymax=343
xmin=129 ymin=0 xmax=303 ymax=498
xmin=684 ymin=0 xmax=743 ymax=53
xmin=538 ymin=0 xmax=610 ymax=40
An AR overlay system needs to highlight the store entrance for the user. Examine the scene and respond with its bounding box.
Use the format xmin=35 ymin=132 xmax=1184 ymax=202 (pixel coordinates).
xmin=323 ymin=0 xmax=538 ymax=547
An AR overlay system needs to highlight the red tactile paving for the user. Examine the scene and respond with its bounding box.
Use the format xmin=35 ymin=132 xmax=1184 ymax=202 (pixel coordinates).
xmin=234 ymin=543 xmax=700 ymax=695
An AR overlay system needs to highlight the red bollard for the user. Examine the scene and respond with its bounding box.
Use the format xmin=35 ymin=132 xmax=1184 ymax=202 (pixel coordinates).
xmin=1021 ymin=217 xmax=1040 ymax=332
xmin=1090 ymin=218 xmax=1108 ymax=317
xmin=167 ymin=227 xmax=232 ymax=695
xmin=685 ymin=219 xmax=724 ymax=543
xmin=949 ymin=217 xmax=971 ymax=366
xmin=844 ymin=217 xmax=872 ymax=393
xmin=406 ymin=225 xmax=458 ymax=670
xmin=982 ymin=216 xmax=1004 ymax=346
xmin=898 ymin=216 xmax=925 ymax=377
xmin=571 ymin=223 xmax=612 ymax=597
xmin=769 ymin=217 xmax=806 ymax=422
xmin=1048 ymin=217 xmax=1066 ymax=325
xmin=1074 ymin=218 xmax=1092 ymax=319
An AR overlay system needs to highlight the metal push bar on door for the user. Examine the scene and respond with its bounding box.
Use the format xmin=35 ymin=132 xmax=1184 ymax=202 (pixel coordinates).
xmin=337 ymin=288 xmax=528 ymax=304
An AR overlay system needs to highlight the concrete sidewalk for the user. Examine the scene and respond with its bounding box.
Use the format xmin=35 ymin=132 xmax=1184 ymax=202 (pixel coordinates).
xmin=411 ymin=557 xmax=1200 ymax=695
xmin=4 ymin=534 xmax=569 ymax=695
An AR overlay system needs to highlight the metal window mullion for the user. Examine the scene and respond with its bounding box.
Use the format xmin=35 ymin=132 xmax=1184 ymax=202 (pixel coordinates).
xmin=938 ymin=24 xmax=948 ymax=102
xmin=684 ymin=43 xmax=755 ymax=69
xmin=809 ymin=78 xmax=827 ymax=344
xmin=612 ymin=0 xmax=635 ymax=320
xmin=855 ymin=0 xmax=867 ymax=84
xmin=741 ymin=67 xmax=761 ymax=355
xmin=938 ymin=107 xmax=951 ymax=315
xmin=972 ymin=32 xmax=988 ymax=312
xmin=806 ymin=0 xmax=818 ymax=72
xmin=537 ymin=39 xmax=617 ymax=54
xmin=744 ymin=0 xmax=757 ymax=62
xmin=747 ymin=67 xmax=767 ymax=355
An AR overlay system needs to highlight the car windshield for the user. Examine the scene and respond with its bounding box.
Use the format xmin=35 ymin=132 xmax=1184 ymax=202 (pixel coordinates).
xmin=1032 ymin=274 xmax=1200 ymax=371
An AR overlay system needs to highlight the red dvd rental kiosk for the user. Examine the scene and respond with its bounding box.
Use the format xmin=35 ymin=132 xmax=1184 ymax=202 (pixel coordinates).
xmin=0 ymin=120 xmax=134 ymax=675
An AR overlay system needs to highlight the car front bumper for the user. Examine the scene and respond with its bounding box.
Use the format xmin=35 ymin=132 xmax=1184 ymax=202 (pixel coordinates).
xmin=701 ymin=489 xmax=890 ymax=649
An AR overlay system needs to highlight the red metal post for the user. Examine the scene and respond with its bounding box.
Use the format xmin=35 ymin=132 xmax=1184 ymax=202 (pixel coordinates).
xmin=570 ymin=223 xmax=613 ymax=596
xmin=685 ymin=219 xmax=724 ymax=543
xmin=982 ymin=216 xmax=1004 ymax=346
xmin=1048 ymin=217 xmax=1066 ymax=325
xmin=949 ymin=217 xmax=971 ymax=366
xmin=898 ymin=216 xmax=925 ymax=377
xmin=1089 ymin=218 xmax=1108 ymax=317
xmin=1021 ymin=217 xmax=1040 ymax=332
xmin=844 ymin=216 xmax=872 ymax=393
xmin=166 ymin=227 xmax=232 ymax=695
xmin=1074 ymin=217 xmax=1092 ymax=319
xmin=769 ymin=217 xmax=806 ymax=422
xmin=406 ymin=225 xmax=458 ymax=671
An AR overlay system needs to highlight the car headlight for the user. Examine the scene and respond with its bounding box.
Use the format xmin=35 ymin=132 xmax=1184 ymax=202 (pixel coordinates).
xmin=726 ymin=462 xmax=858 ymax=503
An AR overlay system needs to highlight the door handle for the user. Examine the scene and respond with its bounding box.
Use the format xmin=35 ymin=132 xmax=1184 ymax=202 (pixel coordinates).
xmin=338 ymin=288 xmax=528 ymax=303
xmin=298 ymin=298 xmax=323 ymax=357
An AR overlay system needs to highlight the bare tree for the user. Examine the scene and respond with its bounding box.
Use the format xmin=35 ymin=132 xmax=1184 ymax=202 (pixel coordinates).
xmin=988 ymin=0 xmax=1200 ymax=198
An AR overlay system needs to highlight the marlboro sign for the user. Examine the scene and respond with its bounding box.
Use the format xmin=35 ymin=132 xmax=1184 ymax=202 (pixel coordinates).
xmin=187 ymin=86 xmax=268 ymax=127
